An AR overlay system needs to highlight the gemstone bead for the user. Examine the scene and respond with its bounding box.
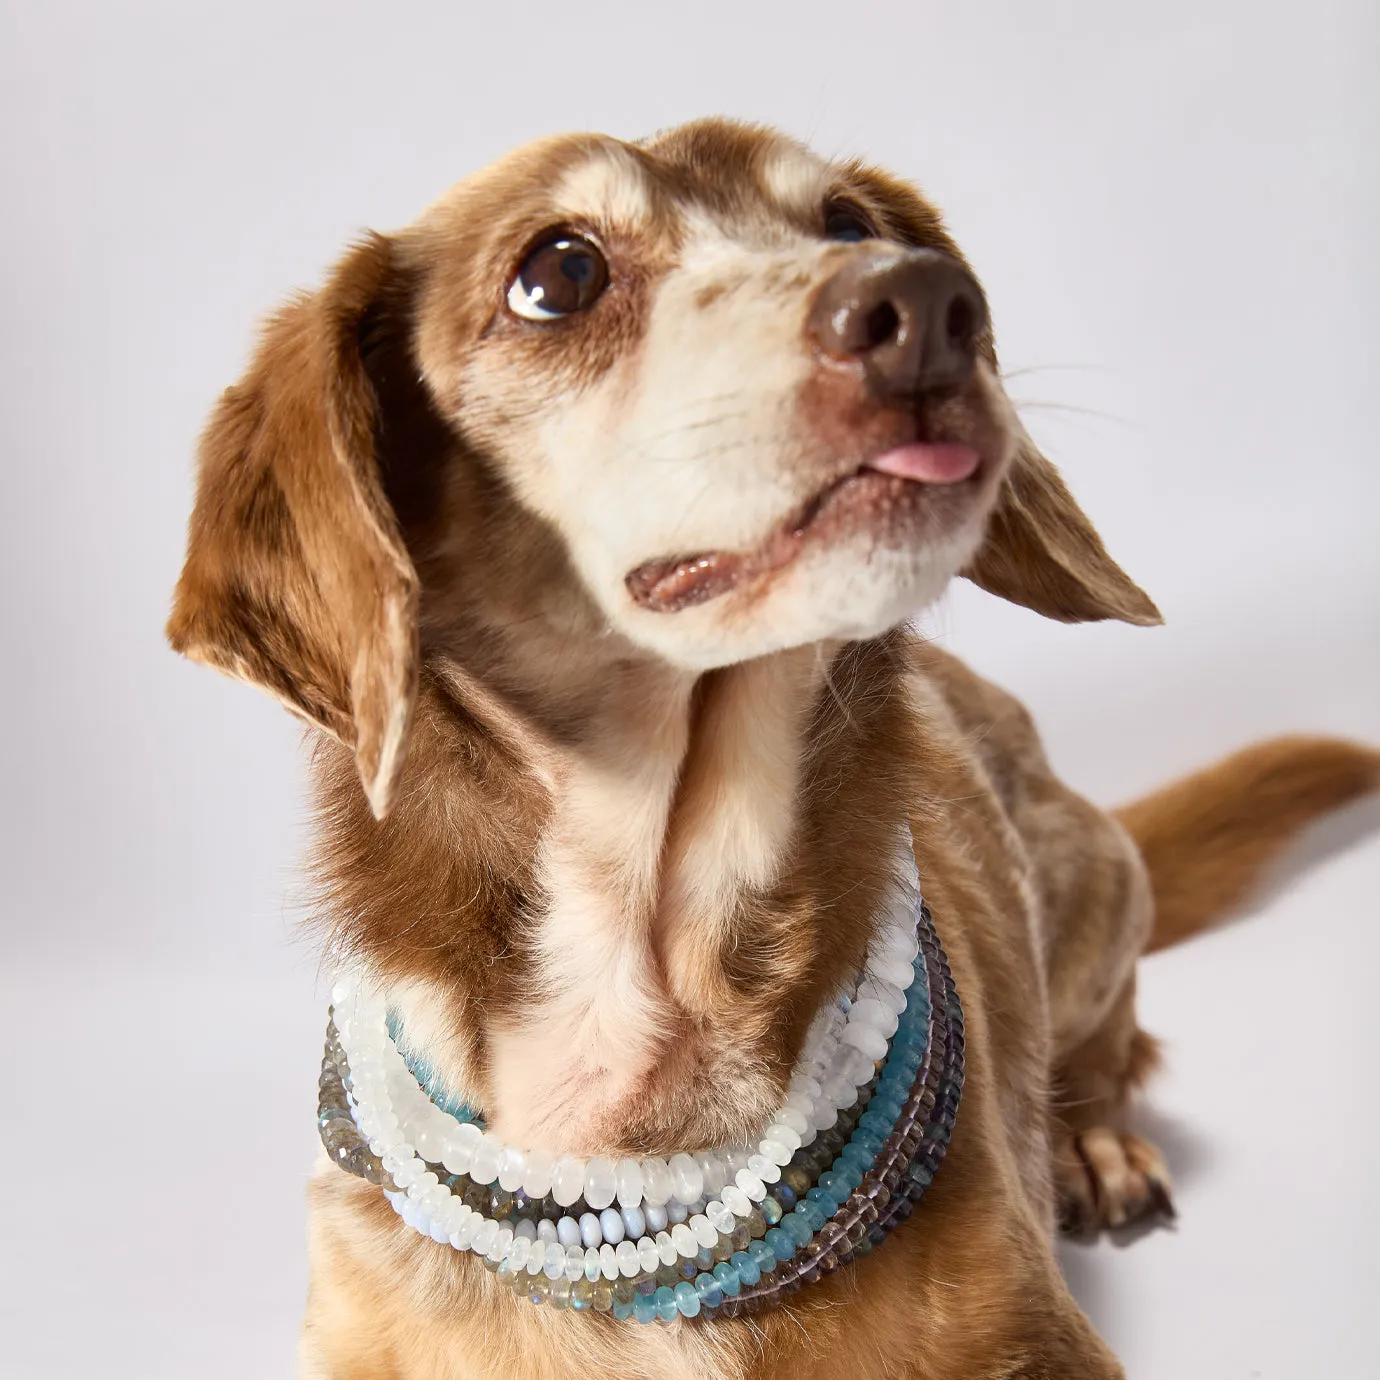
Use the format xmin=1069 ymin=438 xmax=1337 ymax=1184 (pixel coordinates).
xmin=621 ymin=1204 xmax=646 ymax=1240
xmin=599 ymin=1243 xmax=619 ymax=1280
xmin=640 ymin=1157 xmax=673 ymax=1206
xmin=497 ymin=1144 xmax=527 ymax=1192
xmin=613 ymin=1298 xmax=635 ymax=1321
xmin=638 ymin=1236 xmax=660 ymax=1272
xmin=469 ymin=1133 xmax=502 ymax=1185
xmin=584 ymin=1157 xmax=617 ymax=1211
xmin=695 ymin=1272 xmax=724 ymax=1309
xmin=549 ymin=1276 xmax=571 ymax=1310
xmin=616 ymin=1157 xmax=644 ymax=1209
xmin=671 ymin=1223 xmax=698 ymax=1258
xmin=783 ymin=1211 xmax=813 ymax=1246
xmin=731 ymin=1250 xmax=760 ymax=1287
xmin=584 ymin=1248 xmax=601 ymax=1282
xmin=615 ymin=1240 xmax=640 ymax=1277
xmin=668 ymin=1153 xmax=704 ymax=1205
xmin=571 ymin=1278 xmax=594 ymax=1311
xmin=556 ymin=1216 xmax=581 ymax=1249
xmin=765 ymin=1227 xmax=796 ymax=1262
xmin=713 ymin=1261 xmax=741 ymax=1296
xmin=551 ymin=1155 xmax=585 ymax=1208
xmin=655 ymin=1286 xmax=679 ymax=1322
xmin=521 ymin=1149 xmax=554 ymax=1200
xmin=674 ymin=1281 xmax=701 ymax=1318
xmin=748 ymin=1238 xmax=776 ymax=1271
xmin=633 ymin=1290 xmax=658 ymax=1324
xmin=644 ymin=1202 xmax=669 ymax=1232
xmin=599 ymin=1208 xmax=625 ymax=1245
xmin=592 ymin=1281 xmax=614 ymax=1312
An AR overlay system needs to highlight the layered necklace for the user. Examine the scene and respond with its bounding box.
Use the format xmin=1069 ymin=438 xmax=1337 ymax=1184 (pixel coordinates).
xmin=317 ymin=831 xmax=964 ymax=1323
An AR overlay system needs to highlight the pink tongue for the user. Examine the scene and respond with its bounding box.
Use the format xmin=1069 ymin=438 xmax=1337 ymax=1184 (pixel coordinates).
xmin=864 ymin=442 xmax=980 ymax=484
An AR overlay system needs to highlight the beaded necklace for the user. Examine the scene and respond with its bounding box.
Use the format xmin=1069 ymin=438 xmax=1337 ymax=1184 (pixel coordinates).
xmin=317 ymin=832 xmax=964 ymax=1323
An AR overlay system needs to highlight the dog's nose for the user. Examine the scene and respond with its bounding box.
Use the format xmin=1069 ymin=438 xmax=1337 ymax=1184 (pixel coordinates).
xmin=808 ymin=250 xmax=988 ymax=398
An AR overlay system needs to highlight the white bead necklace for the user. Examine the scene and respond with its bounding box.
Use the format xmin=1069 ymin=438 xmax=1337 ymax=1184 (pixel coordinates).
xmin=331 ymin=830 xmax=922 ymax=1271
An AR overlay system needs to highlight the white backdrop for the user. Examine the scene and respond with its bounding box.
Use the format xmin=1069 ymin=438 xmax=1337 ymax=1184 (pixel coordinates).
xmin=2 ymin=2 xmax=1377 ymax=1376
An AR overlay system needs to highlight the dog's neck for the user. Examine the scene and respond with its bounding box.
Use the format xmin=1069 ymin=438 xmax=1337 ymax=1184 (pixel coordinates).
xmin=313 ymin=483 xmax=918 ymax=1152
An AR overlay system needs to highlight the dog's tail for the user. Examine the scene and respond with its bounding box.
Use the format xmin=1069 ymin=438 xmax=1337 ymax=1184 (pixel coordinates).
xmin=1115 ymin=736 xmax=1380 ymax=954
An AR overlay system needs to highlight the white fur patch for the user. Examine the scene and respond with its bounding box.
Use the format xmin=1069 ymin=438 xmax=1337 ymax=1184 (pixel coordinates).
xmin=759 ymin=141 xmax=830 ymax=218
xmin=555 ymin=145 xmax=653 ymax=229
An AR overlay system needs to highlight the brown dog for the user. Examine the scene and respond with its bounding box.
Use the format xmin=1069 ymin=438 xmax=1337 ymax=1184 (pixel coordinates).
xmin=168 ymin=118 xmax=1380 ymax=1378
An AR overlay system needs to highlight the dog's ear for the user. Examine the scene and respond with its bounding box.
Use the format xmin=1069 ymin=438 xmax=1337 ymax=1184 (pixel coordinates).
xmin=961 ymin=432 xmax=1162 ymax=626
xmin=168 ymin=234 xmax=420 ymax=818
xmin=841 ymin=164 xmax=1161 ymax=628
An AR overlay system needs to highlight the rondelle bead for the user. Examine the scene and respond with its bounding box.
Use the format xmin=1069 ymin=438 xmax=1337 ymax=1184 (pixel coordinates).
xmin=571 ymin=1278 xmax=594 ymax=1311
xmin=601 ymin=1208 xmax=629 ymax=1253
xmin=584 ymin=1157 xmax=617 ymax=1211
xmin=556 ymin=1216 xmax=582 ymax=1249
xmin=730 ymin=1250 xmax=760 ymax=1287
xmin=578 ymin=1213 xmax=602 ymax=1249
xmin=764 ymin=1227 xmax=796 ymax=1262
xmin=584 ymin=1247 xmax=601 ymax=1282
xmin=671 ymin=1223 xmax=698 ymax=1258
xmin=565 ymin=1249 xmax=585 ymax=1283
xmin=656 ymin=1231 xmax=677 ymax=1266
xmin=537 ymin=1218 xmax=558 ymax=1245
xmin=621 ymin=1204 xmax=646 ymax=1240
xmin=748 ymin=1238 xmax=777 ymax=1271
xmin=543 ymin=1244 xmax=565 ymax=1279
xmin=521 ymin=1148 xmax=554 ymax=1201
xmin=638 ymin=1236 xmax=660 ymax=1272
xmin=643 ymin=1202 xmax=669 ymax=1233
xmin=655 ymin=1285 xmax=678 ymax=1322
xmin=467 ymin=1133 xmax=502 ymax=1186
xmin=633 ymin=1290 xmax=658 ymax=1324
xmin=746 ymin=1154 xmax=781 ymax=1185
xmin=695 ymin=1150 xmax=726 ymax=1196
xmin=735 ymin=1169 xmax=767 ymax=1202
xmin=689 ymin=1214 xmax=716 ymax=1249
xmin=668 ymin=1153 xmax=704 ymax=1205
xmin=549 ymin=1277 xmax=571 ymax=1310
xmin=497 ymin=1144 xmax=527 ymax=1193
xmin=616 ymin=1157 xmax=644 ymax=1209
xmin=616 ymin=1239 xmax=640 ymax=1278
xmin=713 ymin=1261 xmax=741 ymax=1296
xmin=720 ymin=1184 xmax=752 ymax=1218
xmin=488 ymin=1187 xmax=514 ymax=1220
xmin=599 ymin=1243 xmax=619 ymax=1280
xmin=526 ymin=1274 xmax=550 ymax=1305
xmin=641 ymin=1157 xmax=673 ymax=1206
xmin=592 ymin=1281 xmax=614 ymax=1312
xmin=551 ymin=1155 xmax=586 ymax=1209
xmin=674 ymin=1281 xmax=701 ymax=1318
xmin=706 ymin=1199 xmax=735 ymax=1234
xmin=695 ymin=1272 xmax=724 ymax=1309
xmin=666 ymin=1199 xmax=689 ymax=1225
xmin=439 ymin=1122 xmax=481 ymax=1176
xmin=598 ymin=1207 xmax=625 ymax=1245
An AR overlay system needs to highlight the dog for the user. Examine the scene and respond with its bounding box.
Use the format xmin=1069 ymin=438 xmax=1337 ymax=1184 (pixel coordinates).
xmin=167 ymin=118 xmax=1380 ymax=1378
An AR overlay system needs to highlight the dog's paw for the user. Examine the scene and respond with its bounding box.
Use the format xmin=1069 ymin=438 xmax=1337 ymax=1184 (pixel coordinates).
xmin=1055 ymin=1127 xmax=1175 ymax=1235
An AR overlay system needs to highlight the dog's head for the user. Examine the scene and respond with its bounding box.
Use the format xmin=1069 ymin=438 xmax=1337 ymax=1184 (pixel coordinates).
xmin=168 ymin=119 xmax=1158 ymax=815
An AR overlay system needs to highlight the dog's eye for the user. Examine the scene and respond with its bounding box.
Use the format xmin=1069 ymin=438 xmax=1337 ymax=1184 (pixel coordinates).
xmin=824 ymin=205 xmax=877 ymax=243
xmin=507 ymin=236 xmax=609 ymax=321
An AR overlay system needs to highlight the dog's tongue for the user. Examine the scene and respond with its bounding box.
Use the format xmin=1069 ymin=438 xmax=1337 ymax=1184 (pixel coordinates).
xmin=863 ymin=442 xmax=980 ymax=484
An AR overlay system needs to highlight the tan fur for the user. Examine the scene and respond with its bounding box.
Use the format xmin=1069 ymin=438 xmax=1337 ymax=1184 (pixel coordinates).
xmin=1117 ymin=736 xmax=1380 ymax=952
xmin=167 ymin=118 xmax=1377 ymax=1378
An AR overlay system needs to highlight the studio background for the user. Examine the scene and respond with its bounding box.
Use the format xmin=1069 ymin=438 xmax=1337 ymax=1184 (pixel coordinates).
xmin=2 ymin=2 xmax=1376 ymax=1376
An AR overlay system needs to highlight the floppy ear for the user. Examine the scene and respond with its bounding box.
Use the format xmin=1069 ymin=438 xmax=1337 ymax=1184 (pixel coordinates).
xmin=167 ymin=234 xmax=420 ymax=818
xmin=961 ymin=432 xmax=1163 ymax=626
